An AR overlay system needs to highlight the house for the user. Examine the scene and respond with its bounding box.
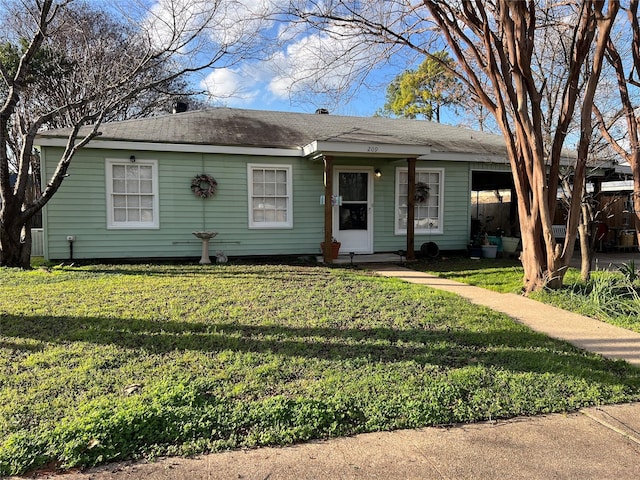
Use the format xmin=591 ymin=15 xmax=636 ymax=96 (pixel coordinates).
xmin=35 ymin=107 xmax=525 ymax=262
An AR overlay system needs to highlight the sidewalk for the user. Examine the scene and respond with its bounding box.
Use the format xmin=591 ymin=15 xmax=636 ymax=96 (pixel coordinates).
xmin=11 ymin=265 xmax=640 ymax=480
xmin=14 ymin=404 xmax=640 ymax=479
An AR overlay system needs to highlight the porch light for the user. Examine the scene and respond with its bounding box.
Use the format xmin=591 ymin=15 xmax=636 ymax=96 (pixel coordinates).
xmin=129 ymin=155 xmax=136 ymax=163
xmin=374 ymin=168 xmax=382 ymax=178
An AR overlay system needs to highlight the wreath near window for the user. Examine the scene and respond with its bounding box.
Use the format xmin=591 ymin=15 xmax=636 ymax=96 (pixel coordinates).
xmin=415 ymin=182 xmax=430 ymax=203
xmin=191 ymin=174 xmax=217 ymax=199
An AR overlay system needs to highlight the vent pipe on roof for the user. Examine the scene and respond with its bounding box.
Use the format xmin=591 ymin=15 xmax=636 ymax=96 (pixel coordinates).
xmin=173 ymin=101 xmax=188 ymax=114
xmin=315 ymin=108 xmax=329 ymax=114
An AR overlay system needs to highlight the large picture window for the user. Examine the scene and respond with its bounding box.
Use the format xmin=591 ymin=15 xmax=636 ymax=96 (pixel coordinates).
xmin=248 ymin=164 xmax=292 ymax=228
xmin=106 ymin=159 xmax=159 ymax=229
xmin=395 ymin=167 xmax=444 ymax=234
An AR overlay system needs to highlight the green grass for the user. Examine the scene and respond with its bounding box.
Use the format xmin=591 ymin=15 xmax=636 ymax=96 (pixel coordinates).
xmin=418 ymin=256 xmax=528 ymax=293
xmin=417 ymin=255 xmax=640 ymax=332
xmin=1 ymin=262 xmax=639 ymax=475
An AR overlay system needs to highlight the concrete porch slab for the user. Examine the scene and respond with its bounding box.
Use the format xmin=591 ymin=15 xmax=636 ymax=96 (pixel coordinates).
xmin=316 ymin=253 xmax=405 ymax=264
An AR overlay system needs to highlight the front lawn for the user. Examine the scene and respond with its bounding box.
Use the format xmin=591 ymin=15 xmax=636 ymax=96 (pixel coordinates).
xmin=1 ymin=263 xmax=639 ymax=475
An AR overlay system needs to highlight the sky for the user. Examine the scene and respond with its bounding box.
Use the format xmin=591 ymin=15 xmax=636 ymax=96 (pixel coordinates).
xmin=142 ymin=0 xmax=417 ymax=118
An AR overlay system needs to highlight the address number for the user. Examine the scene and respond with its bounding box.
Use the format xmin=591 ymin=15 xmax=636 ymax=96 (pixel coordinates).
xmin=367 ymin=146 xmax=379 ymax=153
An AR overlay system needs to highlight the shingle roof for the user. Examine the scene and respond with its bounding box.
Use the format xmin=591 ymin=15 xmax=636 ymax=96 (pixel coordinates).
xmin=37 ymin=107 xmax=510 ymax=157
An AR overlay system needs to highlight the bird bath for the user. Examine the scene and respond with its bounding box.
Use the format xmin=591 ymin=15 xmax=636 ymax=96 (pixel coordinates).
xmin=192 ymin=231 xmax=218 ymax=264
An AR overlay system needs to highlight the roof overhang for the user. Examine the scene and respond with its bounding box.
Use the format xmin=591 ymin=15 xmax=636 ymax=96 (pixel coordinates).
xmin=302 ymin=140 xmax=432 ymax=159
xmin=35 ymin=137 xmax=303 ymax=157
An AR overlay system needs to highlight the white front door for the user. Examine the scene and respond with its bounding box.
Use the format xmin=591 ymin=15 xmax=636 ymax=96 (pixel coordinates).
xmin=333 ymin=168 xmax=373 ymax=254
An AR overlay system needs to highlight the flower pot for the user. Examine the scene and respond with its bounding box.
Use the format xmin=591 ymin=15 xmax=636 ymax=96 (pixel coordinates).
xmin=481 ymin=245 xmax=498 ymax=259
xmin=469 ymin=246 xmax=483 ymax=259
xmin=321 ymin=241 xmax=341 ymax=259
xmin=502 ymin=237 xmax=520 ymax=254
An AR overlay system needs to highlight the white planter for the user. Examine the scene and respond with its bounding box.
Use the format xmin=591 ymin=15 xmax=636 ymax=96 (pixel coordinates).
xmin=502 ymin=237 xmax=520 ymax=254
xmin=481 ymin=245 xmax=498 ymax=259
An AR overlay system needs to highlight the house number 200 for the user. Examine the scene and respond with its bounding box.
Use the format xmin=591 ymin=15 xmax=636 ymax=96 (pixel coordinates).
xmin=367 ymin=146 xmax=379 ymax=153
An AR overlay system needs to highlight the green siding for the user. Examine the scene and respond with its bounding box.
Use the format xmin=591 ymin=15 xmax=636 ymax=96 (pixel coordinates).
xmin=41 ymin=146 xmax=479 ymax=260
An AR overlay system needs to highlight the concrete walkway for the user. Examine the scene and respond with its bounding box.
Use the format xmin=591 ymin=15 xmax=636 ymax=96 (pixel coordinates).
xmin=372 ymin=264 xmax=640 ymax=367
xmin=10 ymin=264 xmax=640 ymax=480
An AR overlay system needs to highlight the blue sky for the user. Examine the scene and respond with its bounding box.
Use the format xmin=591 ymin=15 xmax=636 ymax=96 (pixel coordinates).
xmin=139 ymin=0 xmax=415 ymax=118
xmin=133 ymin=0 xmax=475 ymax=123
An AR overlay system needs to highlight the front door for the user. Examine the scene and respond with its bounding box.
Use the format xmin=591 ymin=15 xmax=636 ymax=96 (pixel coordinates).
xmin=333 ymin=168 xmax=373 ymax=254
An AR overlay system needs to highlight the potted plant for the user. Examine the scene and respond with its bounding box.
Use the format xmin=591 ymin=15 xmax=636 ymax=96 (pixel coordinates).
xmin=481 ymin=233 xmax=498 ymax=258
xmin=320 ymin=237 xmax=341 ymax=259
xmin=469 ymin=232 xmax=483 ymax=259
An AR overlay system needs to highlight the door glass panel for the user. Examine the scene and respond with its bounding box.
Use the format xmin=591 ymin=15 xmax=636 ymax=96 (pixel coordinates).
xmin=339 ymin=204 xmax=367 ymax=230
xmin=339 ymin=172 xmax=367 ymax=201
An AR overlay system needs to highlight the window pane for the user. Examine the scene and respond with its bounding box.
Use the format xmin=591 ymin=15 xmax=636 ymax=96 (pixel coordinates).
xmin=253 ymin=169 xmax=264 ymax=182
xmin=265 ymin=210 xmax=275 ymax=222
xmin=112 ymin=165 xmax=125 ymax=178
xmin=140 ymin=166 xmax=152 ymax=179
xmin=140 ymin=180 xmax=153 ymax=193
xmin=140 ymin=196 xmax=153 ymax=208
xmin=253 ymin=182 xmax=264 ymax=195
xmin=276 ymin=170 xmax=286 ymax=183
xmin=276 ymin=183 xmax=287 ymax=195
xmin=265 ymin=183 xmax=276 ymax=195
xmin=276 ymin=198 xmax=287 ymax=209
xmin=141 ymin=209 xmax=153 ymax=222
xmin=126 ymin=165 xmax=138 ymax=179
xmin=127 ymin=196 xmax=140 ymax=208
xmin=276 ymin=211 xmax=287 ymax=222
xmin=113 ymin=195 xmax=126 ymax=207
xmin=265 ymin=170 xmax=275 ymax=182
xmin=254 ymin=210 xmax=265 ymax=222
xmin=128 ymin=209 xmax=140 ymax=222
xmin=339 ymin=172 xmax=367 ymax=201
xmin=114 ymin=208 xmax=126 ymax=222
xmin=113 ymin=179 xmax=125 ymax=193
xmin=126 ymin=179 xmax=139 ymax=193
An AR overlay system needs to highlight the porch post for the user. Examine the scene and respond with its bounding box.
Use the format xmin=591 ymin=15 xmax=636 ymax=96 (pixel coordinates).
xmin=323 ymin=155 xmax=334 ymax=263
xmin=407 ymin=157 xmax=416 ymax=260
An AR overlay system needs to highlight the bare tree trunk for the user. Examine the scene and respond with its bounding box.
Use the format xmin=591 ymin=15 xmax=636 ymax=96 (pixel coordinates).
xmin=579 ymin=202 xmax=592 ymax=282
xmin=0 ymin=204 xmax=31 ymax=269
xmin=633 ymin=152 xmax=640 ymax=249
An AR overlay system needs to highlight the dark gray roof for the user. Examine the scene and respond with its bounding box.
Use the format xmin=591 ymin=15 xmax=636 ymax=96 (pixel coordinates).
xmin=37 ymin=107 xmax=510 ymax=156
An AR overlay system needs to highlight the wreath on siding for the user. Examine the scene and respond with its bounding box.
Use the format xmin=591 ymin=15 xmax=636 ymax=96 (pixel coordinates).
xmin=415 ymin=182 xmax=430 ymax=203
xmin=191 ymin=174 xmax=217 ymax=199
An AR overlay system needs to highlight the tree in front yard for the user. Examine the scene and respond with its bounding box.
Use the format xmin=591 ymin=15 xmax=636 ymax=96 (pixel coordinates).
xmin=289 ymin=0 xmax=619 ymax=292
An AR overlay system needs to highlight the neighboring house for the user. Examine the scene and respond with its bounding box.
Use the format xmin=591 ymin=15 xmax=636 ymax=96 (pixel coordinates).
xmin=34 ymin=107 xmax=527 ymax=262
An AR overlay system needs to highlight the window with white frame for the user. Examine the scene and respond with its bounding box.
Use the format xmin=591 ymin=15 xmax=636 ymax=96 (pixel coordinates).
xmin=248 ymin=164 xmax=292 ymax=228
xmin=395 ymin=167 xmax=444 ymax=234
xmin=106 ymin=159 xmax=159 ymax=229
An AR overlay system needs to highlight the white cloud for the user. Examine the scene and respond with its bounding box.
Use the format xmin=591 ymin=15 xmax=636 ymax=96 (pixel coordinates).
xmin=267 ymin=27 xmax=376 ymax=100
xmin=144 ymin=0 xmax=284 ymax=51
xmin=200 ymin=66 xmax=263 ymax=106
